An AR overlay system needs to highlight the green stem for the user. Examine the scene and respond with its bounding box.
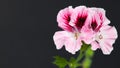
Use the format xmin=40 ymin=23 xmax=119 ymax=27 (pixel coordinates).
xmin=82 ymin=46 xmax=94 ymax=68
xmin=68 ymin=63 xmax=75 ymax=68
xmin=76 ymin=43 xmax=89 ymax=62
xmin=69 ymin=43 xmax=94 ymax=68
xmin=76 ymin=49 xmax=84 ymax=62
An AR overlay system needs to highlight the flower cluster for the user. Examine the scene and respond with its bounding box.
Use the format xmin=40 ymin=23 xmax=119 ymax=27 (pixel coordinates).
xmin=53 ymin=6 xmax=118 ymax=55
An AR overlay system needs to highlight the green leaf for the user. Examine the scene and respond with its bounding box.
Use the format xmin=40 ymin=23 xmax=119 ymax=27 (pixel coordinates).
xmin=69 ymin=57 xmax=76 ymax=63
xmin=85 ymin=47 xmax=94 ymax=58
xmin=53 ymin=56 xmax=68 ymax=68
xmin=82 ymin=58 xmax=92 ymax=68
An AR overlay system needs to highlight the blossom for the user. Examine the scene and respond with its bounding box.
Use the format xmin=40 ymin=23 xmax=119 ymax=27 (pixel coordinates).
xmin=53 ymin=5 xmax=118 ymax=55
xmin=69 ymin=6 xmax=93 ymax=44
xmin=91 ymin=25 xmax=118 ymax=54
xmin=53 ymin=6 xmax=90 ymax=54
xmin=79 ymin=7 xmax=111 ymax=44
xmin=87 ymin=8 xmax=118 ymax=54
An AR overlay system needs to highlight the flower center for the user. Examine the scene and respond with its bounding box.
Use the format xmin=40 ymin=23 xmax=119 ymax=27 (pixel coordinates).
xmin=95 ymin=34 xmax=103 ymax=42
xmin=99 ymin=34 xmax=103 ymax=39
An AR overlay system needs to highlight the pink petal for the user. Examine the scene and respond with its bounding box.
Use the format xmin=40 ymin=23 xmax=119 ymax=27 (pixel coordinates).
xmin=75 ymin=36 xmax=83 ymax=51
xmin=100 ymin=26 xmax=117 ymax=54
xmin=91 ymin=41 xmax=100 ymax=50
xmin=89 ymin=7 xmax=110 ymax=25
xmin=81 ymin=31 xmax=95 ymax=44
xmin=90 ymin=12 xmax=102 ymax=31
xmin=100 ymin=25 xmax=118 ymax=39
xmin=93 ymin=25 xmax=118 ymax=55
xmin=99 ymin=41 xmax=113 ymax=55
xmin=53 ymin=31 xmax=82 ymax=54
xmin=64 ymin=36 xmax=82 ymax=54
xmin=64 ymin=39 xmax=76 ymax=54
xmin=57 ymin=6 xmax=73 ymax=32
xmin=70 ymin=6 xmax=89 ymax=31
xmin=53 ymin=31 xmax=67 ymax=49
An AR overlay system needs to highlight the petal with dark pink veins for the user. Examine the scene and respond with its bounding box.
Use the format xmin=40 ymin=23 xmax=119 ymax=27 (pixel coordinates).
xmin=57 ymin=6 xmax=73 ymax=32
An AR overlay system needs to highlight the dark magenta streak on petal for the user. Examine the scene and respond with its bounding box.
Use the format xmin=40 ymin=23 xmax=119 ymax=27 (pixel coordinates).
xmin=76 ymin=16 xmax=87 ymax=29
xmin=95 ymin=40 xmax=99 ymax=44
xmin=67 ymin=15 xmax=70 ymax=22
xmin=99 ymin=13 xmax=103 ymax=21
xmin=91 ymin=21 xmax=98 ymax=30
xmin=62 ymin=14 xmax=74 ymax=32
xmin=63 ymin=14 xmax=70 ymax=23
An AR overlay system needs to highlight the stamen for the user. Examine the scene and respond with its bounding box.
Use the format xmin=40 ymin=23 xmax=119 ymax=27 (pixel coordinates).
xmin=74 ymin=32 xmax=80 ymax=40
xmin=99 ymin=34 xmax=103 ymax=39
xmin=74 ymin=33 xmax=78 ymax=40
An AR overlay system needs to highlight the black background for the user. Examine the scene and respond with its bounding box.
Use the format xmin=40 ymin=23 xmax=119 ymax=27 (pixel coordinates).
xmin=0 ymin=0 xmax=120 ymax=68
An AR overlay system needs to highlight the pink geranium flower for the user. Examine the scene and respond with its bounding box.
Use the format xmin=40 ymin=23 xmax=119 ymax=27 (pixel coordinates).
xmin=69 ymin=6 xmax=93 ymax=44
xmin=53 ymin=6 xmax=89 ymax=54
xmin=53 ymin=5 xmax=118 ymax=55
xmin=80 ymin=7 xmax=111 ymax=44
xmin=91 ymin=25 xmax=118 ymax=54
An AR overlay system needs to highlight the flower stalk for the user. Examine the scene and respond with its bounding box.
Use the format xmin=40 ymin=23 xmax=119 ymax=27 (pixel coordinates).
xmin=69 ymin=43 xmax=94 ymax=68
